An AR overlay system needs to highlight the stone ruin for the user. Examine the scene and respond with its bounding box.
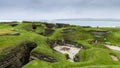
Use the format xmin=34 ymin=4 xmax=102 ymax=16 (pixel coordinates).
xmin=44 ymin=23 xmax=56 ymax=29
xmin=89 ymin=40 xmax=98 ymax=44
xmin=47 ymin=40 xmax=83 ymax=62
xmin=90 ymin=30 xmax=108 ymax=38
xmin=53 ymin=40 xmax=83 ymax=48
xmin=89 ymin=30 xmax=108 ymax=44
xmin=43 ymin=23 xmax=70 ymax=29
xmin=55 ymin=23 xmax=69 ymax=28
xmin=40 ymin=28 xmax=54 ymax=36
xmin=61 ymin=28 xmax=75 ymax=33
xmin=30 ymin=53 xmax=57 ymax=63
xmin=0 ymin=41 xmax=37 ymax=68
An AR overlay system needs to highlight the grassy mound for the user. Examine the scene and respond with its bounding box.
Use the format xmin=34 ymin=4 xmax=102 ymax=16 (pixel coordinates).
xmin=0 ymin=22 xmax=120 ymax=68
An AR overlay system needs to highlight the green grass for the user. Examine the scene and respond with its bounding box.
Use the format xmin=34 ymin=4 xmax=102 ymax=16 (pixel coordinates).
xmin=106 ymin=28 xmax=120 ymax=45
xmin=0 ymin=22 xmax=120 ymax=68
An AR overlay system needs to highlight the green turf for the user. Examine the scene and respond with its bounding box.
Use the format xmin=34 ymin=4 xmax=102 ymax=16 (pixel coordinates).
xmin=0 ymin=22 xmax=120 ymax=68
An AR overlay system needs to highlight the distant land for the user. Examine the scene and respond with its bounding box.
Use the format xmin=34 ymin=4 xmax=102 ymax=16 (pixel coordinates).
xmin=1 ymin=18 xmax=120 ymax=22
xmin=54 ymin=18 xmax=120 ymax=21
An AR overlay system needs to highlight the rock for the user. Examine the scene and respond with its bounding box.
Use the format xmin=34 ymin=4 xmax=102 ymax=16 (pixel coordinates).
xmin=51 ymin=40 xmax=83 ymax=48
xmin=9 ymin=23 xmax=18 ymax=27
xmin=105 ymin=45 xmax=120 ymax=52
xmin=74 ymin=56 xmax=80 ymax=62
xmin=89 ymin=40 xmax=98 ymax=44
xmin=0 ymin=41 xmax=37 ymax=68
xmin=45 ymin=23 xmax=56 ymax=29
xmin=55 ymin=23 xmax=69 ymax=28
xmin=31 ymin=53 xmax=57 ymax=63
xmin=109 ymin=53 xmax=119 ymax=61
xmin=105 ymin=42 xmax=111 ymax=45
xmin=65 ymin=54 xmax=70 ymax=60
xmin=40 ymin=28 xmax=54 ymax=36
xmin=90 ymin=30 xmax=108 ymax=38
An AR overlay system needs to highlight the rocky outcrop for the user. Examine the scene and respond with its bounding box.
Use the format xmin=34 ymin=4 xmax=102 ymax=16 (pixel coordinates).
xmin=74 ymin=56 xmax=80 ymax=62
xmin=40 ymin=28 xmax=54 ymax=36
xmin=30 ymin=53 xmax=57 ymax=63
xmin=0 ymin=41 xmax=37 ymax=68
xmin=89 ymin=30 xmax=108 ymax=44
xmin=55 ymin=23 xmax=69 ymax=28
xmin=47 ymin=40 xmax=84 ymax=49
xmin=90 ymin=30 xmax=108 ymax=38
xmin=52 ymin=40 xmax=83 ymax=48
xmin=44 ymin=23 xmax=56 ymax=29
xmin=43 ymin=23 xmax=70 ymax=28
xmin=88 ymin=40 xmax=98 ymax=44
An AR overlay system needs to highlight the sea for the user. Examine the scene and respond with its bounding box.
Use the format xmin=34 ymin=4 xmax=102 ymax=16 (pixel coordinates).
xmin=48 ymin=20 xmax=120 ymax=27
xmin=1 ymin=19 xmax=120 ymax=27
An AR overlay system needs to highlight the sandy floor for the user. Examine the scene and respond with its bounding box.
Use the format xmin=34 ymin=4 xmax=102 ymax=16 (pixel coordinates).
xmin=53 ymin=46 xmax=82 ymax=62
xmin=105 ymin=45 xmax=120 ymax=51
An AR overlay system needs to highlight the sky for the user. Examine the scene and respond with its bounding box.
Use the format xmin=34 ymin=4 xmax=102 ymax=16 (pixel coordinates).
xmin=0 ymin=0 xmax=120 ymax=20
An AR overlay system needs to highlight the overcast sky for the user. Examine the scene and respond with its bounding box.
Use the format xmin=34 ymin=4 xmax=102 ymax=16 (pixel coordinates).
xmin=0 ymin=0 xmax=120 ymax=20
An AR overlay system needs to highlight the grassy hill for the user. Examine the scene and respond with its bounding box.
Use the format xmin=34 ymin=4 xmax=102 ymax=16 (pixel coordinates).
xmin=0 ymin=21 xmax=120 ymax=68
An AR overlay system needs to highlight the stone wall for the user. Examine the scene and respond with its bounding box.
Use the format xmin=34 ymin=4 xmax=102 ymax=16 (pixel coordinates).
xmin=47 ymin=40 xmax=83 ymax=49
xmin=40 ymin=28 xmax=54 ymax=36
xmin=55 ymin=23 xmax=69 ymax=28
xmin=90 ymin=30 xmax=108 ymax=38
xmin=0 ymin=41 xmax=37 ymax=68
xmin=30 ymin=53 xmax=57 ymax=63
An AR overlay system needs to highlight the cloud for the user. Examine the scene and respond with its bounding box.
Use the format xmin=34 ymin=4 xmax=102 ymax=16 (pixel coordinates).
xmin=0 ymin=0 xmax=120 ymax=19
